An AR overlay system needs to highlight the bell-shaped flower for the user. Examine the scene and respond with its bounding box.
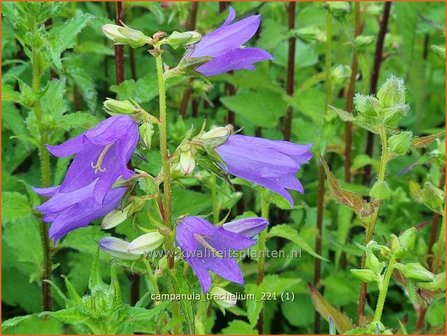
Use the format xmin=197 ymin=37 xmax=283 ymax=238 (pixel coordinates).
xmin=34 ymin=180 xmax=127 ymax=242
xmin=215 ymin=135 xmax=312 ymax=206
xmin=188 ymin=7 xmax=272 ymax=76
xmin=176 ymin=216 xmax=268 ymax=293
xmin=99 ymin=237 xmax=141 ymax=261
xmin=45 ymin=115 xmax=139 ymax=204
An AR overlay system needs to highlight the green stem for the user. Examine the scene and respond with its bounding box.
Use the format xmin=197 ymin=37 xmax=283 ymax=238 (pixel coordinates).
xmin=211 ymin=174 xmax=219 ymax=224
xmin=155 ymin=52 xmax=180 ymax=333
xmin=373 ymin=255 xmax=396 ymax=322
xmin=32 ymin=24 xmax=52 ymax=311
xmin=195 ymin=293 xmax=207 ymax=334
xmin=143 ymin=258 xmax=160 ymax=297
xmin=431 ymin=214 xmax=445 ymax=274
xmin=256 ymin=190 xmax=270 ymax=334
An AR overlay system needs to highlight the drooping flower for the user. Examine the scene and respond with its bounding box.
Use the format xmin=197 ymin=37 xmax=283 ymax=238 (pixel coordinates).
xmin=46 ymin=115 xmax=139 ymax=204
xmin=188 ymin=7 xmax=272 ymax=76
xmin=215 ymin=134 xmax=312 ymax=207
xmin=176 ymin=216 xmax=268 ymax=293
xmin=34 ymin=180 xmax=127 ymax=241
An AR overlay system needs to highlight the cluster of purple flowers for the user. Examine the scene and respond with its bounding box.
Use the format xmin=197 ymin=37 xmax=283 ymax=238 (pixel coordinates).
xmin=34 ymin=8 xmax=312 ymax=292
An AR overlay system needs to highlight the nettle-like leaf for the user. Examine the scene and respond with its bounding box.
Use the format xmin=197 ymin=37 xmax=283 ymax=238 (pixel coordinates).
xmin=308 ymin=283 xmax=353 ymax=333
xmin=320 ymin=156 xmax=376 ymax=217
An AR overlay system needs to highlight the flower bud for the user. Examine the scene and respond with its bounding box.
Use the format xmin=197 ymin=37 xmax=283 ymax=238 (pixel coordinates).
xmin=377 ymin=76 xmax=406 ymax=107
xmin=395 ymin=262 xmax=435 ymax=282
xmin=365 ymin=252 xmax=384 ymax=275
xmin=354 ymin=94 xmax=381 ymax=119
xmin=390 ymin=234 xmax=401 ymax=254
xmin=332 ymin=65 xmax=351 ymax=86
xmin=166 ymin=31 xmax=202 ymax=49
xmin=99 ymin=237 xmax=141 ymax=260
xmin=139 ymin=122 xmax=154 ymax=150
xmin=351 ymin=269 xmax=380 ymax=283
xmin=369 ymin=181 xmax=391 ymax=201
xmin=294 ymin=26 xmax=326 ymax=43
xmin=388 ymin=131 xmax=413 ymax=156
xmin=209 ymin=287 xmax=237 ymax=309
xmin=325 ymin=2 xmax=350 ymax=19
xmin=127 ymin=231 xmax=165 ymax=254
xmin=198 ymin=125 xmax=233 ymax=147
xmin=104 ymin=98 xmax=135 ymax=115
xmin=179 ymin=144 xmax=196 ymax=176
xmin=382 ymin=104 xmax=410 ymax=128
xmin=418 ymin=273 xmax=445 ymax=291
xmin=102 ymin=204 xmax=132 ymax=230
xmin=398 ymin=227 xmax=417 ymax=252
xmin=354 ymin=35 xmax=375 ymax=50
xmin=102 ymin=24 xmax=150 ymax=48
xmin=422 ymin=182 xmax=445 ymax=213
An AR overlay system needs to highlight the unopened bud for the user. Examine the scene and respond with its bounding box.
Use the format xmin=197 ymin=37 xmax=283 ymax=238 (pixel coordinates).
xmin=377 ymin=76 xmax=406 ymax=107
xmin=127 ymin=231 xmax=165 ymax=254
xmin=166 ymin=31 xmax=202 ymax=49
xmin=99 ymin=237 xmax=141 ymax=260
xmin=199 ymin=125 xmax=233 ymax=147
xmin=382 ymin=104 xmax=410 ymax=128
xmin=354 ymin=94 xmax=381 ymax=119
xmin=102 ymin=204 xmax=132 ymax=229
xmin=390 ymin=234 xmax=401 ymax=254
xmin=354 ymin=35 xmax=375 ymax=50
xmin=179 ymin=144 xmax=196 ymax=175
xmin=423 ymin=182 xmax=445 ymax=213
xmin=294 ymin=26 xmax=326 ymax=43
xmin=351 ymin=269 xmax=380 ymax=283
xmin=209 ymin=287 xmax=237 ymax=309
xmin=102 ymin=24 xmax=150 ymax=48
xmin=398 ymin=227 xmax=416 ymax=252
xmin=139 ymin=123 xmax=154 ymax=150
xmin=395 ymin=262 xmax=435 ymax=282
xmin=366 ymin=252 xmax=384 ymax=275
xmin=332 ymin=65 xmax=351 ymax=86
xmin=325 ymin=2 xmax=350 ymax=19
xmin=104 ymin=98 xmax=135 ymax=115
xmin=369 ymin=181 xmax=391 ymax=201
xmin=388 ymin=131 xmax=413 ymax=156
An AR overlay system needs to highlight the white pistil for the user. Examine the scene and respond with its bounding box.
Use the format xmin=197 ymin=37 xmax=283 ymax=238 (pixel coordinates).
xmin=91 ymin=143 xmax=113 ymax=174
xmin=193 ymin=233 xmax=223 ymax=258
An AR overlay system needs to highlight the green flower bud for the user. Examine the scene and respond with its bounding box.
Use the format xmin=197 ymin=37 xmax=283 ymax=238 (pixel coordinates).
xmin=377 ymin=75 xmax=406 ymax=107
xmin=395 ymin=262 xmax=435 ymax=282
xmin=209 ymin=287 xmax=237 ymax=309
xmin=388 ymin=131 xmax=413 ymax=156
xmin=354 ymin=94 xmax=381 ymax=118
xmin=139 ymin=122 xmax=154 ymax=150
xmin=366 ymin=252 xmax=384 ymax=275
xmin=325 ymin=2 xmax=350 ymax=19
xmin=332 ymin=65 xmax=351 ymax=86
xmin=166 ymin=31 xmax=202 ymax=49
xmin=102 ymin=204 xmax=132 ymax=230
xmin=127 ymin=231 xmax=165 ymax=255
xmin=103 ymin=98 xmax=135 ymax=115
xmin=178 ymin=144 xmax=196 ymax=176
xmin=418 ymin=272 xmax=445 ymax=291
xmin=369 ymin=181 xmax=391 ymax=201
xmin=398 ymin=227 xmax=416 ymax=251
xmin=390 ymin=234 xmax=401 ymax=254
xmin=382 ymin=104 xmax=410 ymax=128
xmin=198 ymin=125 xmax=234 ymax=147
xmin=354 ymin=35 xmax=375 ymax=50
xmin=294 ymin=26 xmax=326 ymax=43
xmin=351 ymin=269 xmax=380 ymax=283
xmin=422 ymin=182 xmax=445 ymax=213
xmin=102 ymin=24 xmax=150 ymax=48
xmin=431 ymin=45 xmax=446 ymax=59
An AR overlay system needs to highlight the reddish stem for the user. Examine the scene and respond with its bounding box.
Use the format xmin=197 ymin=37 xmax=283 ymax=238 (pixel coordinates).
xmin=114 ymin=1 xmax=125 ymax=84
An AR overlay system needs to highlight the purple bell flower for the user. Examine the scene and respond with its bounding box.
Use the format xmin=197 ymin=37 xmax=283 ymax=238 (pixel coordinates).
xmin=216 ymin=135 xmax=312 ymax=207
xmin=34 ymin=181 xmax=127 ymax=242
xmin=176 ymin=216 xmax=268 ymax=292
xmin=46 ymin=115 xmax=139 ymax=204
xmin=190 ymin=7 xmax=272 ymax=76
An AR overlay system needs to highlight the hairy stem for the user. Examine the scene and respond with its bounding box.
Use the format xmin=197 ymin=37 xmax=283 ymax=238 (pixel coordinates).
xmin=363 ymin=2 xmax=392 ymax=185
xmin=211 ymin=174 xmax=219 ymax=224
xmin=114 ymin=2 xmax=125 ymax=83
xmin=314 ymin=11 xmax=332 ymax=334
xmin=373 ymin=255 xmax=396 ymax=322
xmin=155 ymin=52 xmax=180 ymax=332
xmin=357 ymin=126 xmax=388 ymax=323
xmin=256 ymin=190 xmax=270 ymax=334
xmin=283 ymin=1 xmax=296 ymax=141
xmin=32 ymin=23 xmax=52 ymax=311
xmin=143 ymin=258 xmax=160 ymax=298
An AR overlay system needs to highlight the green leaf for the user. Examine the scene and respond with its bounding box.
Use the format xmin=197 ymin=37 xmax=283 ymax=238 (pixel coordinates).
xmin=110 ymin=73 xmax=159 ymax=104
xmin=41 ymin=79 xmax=67 ymax=117
xmin=220 ymin=90 xmax=287 ymax=128
xmin=2 ymin=314 xmax=63 ymax=334
xmin=1 ymin=192 xmax=31 ymax=223
xmin=221 ymin=320 xmax=257 ymax=335
xmin=128 ymin=301 xmax=170 ymax=321
xmin=267 ymin=224 xmax=326 ymax=260
xmin=41 ymin=307 xmax=88 ymax=324
xmin=282 ymin=294 xmax=314 ymax=327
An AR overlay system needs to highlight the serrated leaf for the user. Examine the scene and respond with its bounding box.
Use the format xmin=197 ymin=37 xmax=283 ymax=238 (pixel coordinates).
xmin=308 ymin=283 xmax=353 ymax=333
xmin=128 ymin=301 xmax=170 ymax=321
xmin=267 ymin=224 xmax=326 ymax=260
xmin=329 ymin=105 xmax=356 ymax=122
xmin=1 ymin=192 xmax=31 ymax=223
xmin=42 ymin=307 xmax=88 ymax=324
xmin=221 ymin=320 xmax=257 ymax=334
